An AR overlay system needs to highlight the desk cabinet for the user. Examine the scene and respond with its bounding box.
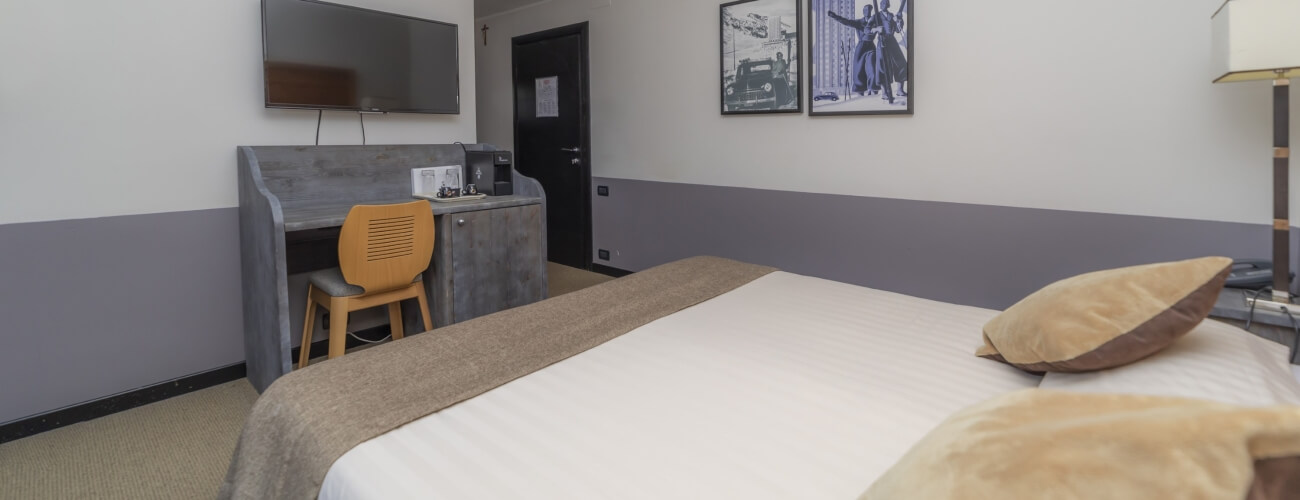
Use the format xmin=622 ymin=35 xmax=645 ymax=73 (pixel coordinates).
xmin=430 ymin=204 xmax=545 ymax=326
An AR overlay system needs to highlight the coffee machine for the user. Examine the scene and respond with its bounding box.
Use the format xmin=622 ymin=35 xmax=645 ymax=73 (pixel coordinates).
xmin=465 ymin=150 xmax=514 ymax=196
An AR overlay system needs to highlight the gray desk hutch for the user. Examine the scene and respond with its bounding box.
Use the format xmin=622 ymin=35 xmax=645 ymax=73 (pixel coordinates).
xmin=238 ymin=144 xmax=548 ymax=392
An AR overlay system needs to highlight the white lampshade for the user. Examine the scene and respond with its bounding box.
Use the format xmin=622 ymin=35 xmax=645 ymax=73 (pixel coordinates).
xmin=1211 ymin=0 xmax=1300 ymax=83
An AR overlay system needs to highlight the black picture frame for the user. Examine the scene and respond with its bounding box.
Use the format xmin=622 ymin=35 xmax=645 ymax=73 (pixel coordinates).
xmin=807 ymin=0 xmax=913 ymax=116
xmin=720 ymin=0 xmax=803 ymax=115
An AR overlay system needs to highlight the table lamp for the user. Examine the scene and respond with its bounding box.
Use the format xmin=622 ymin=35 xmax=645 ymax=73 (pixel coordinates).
xmin=1212 ymin=0 xmax=1300 ymax=308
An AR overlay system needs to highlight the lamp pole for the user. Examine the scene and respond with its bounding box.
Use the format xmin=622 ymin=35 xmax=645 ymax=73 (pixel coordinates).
xmin=1274 ymin=73 xmax=1291 ymax=303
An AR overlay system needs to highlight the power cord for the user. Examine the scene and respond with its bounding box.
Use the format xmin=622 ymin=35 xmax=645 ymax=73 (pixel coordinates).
xmin=1245 ymin=286 xmax=1272 ymax=330
xmin=315 ymin=110 xmax=323 ymax=146
xmin=347 ymin=330 xmax=391 ymax=344
xmin=1279 ymin=306 xmax=1300 ymax=362
xmin=359 ymin=112 xmax=367 ymax=145
xmin=1243 ymin=286 xmax=1300 ymax=361
xmin=454 ymin=141 xmax=470 ymax=156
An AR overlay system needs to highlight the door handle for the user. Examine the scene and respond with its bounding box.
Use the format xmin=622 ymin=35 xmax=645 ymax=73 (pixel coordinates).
xmin=457 ymin=219 xmax=466 ymax=226
xmin=559 ymin=147 xmax=581 ymax=153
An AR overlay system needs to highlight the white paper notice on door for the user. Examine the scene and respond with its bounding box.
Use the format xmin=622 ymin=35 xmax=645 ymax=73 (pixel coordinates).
xmin=536 ymin=76 xmax=559 ymax=118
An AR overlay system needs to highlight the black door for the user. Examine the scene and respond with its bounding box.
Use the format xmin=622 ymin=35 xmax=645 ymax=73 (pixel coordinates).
xmin=513 ymin=23 xmax=591 ymax=270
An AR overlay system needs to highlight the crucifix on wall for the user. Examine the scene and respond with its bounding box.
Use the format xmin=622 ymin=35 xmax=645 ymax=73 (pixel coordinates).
xmin=482 ymin=24 xmax=489 ymax=46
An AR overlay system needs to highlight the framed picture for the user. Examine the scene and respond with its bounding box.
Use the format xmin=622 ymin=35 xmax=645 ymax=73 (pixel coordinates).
xmin=720 ymin=0 xmax=802 ymax=115
xmin=808 ymin=0 xmax=913 ymax=116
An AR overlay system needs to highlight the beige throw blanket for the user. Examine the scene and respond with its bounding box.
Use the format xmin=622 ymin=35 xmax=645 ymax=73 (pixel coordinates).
xmin=220 ymin=256 xmax=776 ymax=499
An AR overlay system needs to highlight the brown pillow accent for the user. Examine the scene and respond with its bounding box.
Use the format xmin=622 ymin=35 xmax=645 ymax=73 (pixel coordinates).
xmin=1250 ymin=457 xmax=1300 ymax=500
xmin=861 ymin=389 xmax=1300 ymax=500
xmin=978 ymin=256 xmax=1232 ymax=372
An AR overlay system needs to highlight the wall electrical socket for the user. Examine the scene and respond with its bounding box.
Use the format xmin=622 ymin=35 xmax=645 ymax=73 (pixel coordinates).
xmin=598 ymin=249 xmax=611 ymax=261
xmin=597 ymin=185 xmax=609 ymax=196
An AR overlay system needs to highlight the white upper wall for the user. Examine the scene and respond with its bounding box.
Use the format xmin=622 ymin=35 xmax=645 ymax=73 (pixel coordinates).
xmin=476 ymin=0 xmax=1298 ymax=226
xmin=0 ymin=0 xmax=476 ymax=226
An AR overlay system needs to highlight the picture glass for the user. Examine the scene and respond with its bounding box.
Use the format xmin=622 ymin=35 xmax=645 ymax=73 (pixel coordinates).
xmin=809 ymin=0 xmax=911 ymax=115
xmin=721 ymin=0 xmax=801 ymax=114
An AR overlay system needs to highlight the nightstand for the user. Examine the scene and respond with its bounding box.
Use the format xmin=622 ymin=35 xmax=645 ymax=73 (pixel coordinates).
xmin=1210 ymin=288 xmax=1300 ymax=364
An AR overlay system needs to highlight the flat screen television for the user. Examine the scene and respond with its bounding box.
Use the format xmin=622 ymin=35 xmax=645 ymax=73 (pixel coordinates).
xmin=261 ymin=0 xmax=459 ymax=114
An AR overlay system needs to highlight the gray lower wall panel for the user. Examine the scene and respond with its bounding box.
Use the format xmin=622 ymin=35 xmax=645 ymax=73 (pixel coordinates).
xmin=592 ymin=178 xmax=1298 ymax=310
xmin=0 ymin=208 xmax=244 ymax=424
xmin=2 ymin=181 xmax=1292 ymax=423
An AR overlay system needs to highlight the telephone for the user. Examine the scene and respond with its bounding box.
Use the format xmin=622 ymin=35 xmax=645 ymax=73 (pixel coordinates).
xmin=1225 ymin=259 xmax=1294 ymax=290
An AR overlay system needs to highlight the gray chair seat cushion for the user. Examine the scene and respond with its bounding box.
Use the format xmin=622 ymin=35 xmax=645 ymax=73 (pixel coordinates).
xmin=308 ymin=267 xmax=422 ymax=297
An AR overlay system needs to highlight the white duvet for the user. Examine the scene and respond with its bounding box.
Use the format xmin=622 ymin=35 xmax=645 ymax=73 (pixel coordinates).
xmin=320 ymin=271 xmax=1042 ymax=499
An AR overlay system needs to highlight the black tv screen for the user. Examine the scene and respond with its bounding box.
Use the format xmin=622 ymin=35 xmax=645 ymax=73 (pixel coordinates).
xmin=261 ymin=0 xmax=459 ymax=114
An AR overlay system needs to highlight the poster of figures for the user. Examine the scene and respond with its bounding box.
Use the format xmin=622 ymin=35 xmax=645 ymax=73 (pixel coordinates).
xmin=721 ymin=0 xmax=802 ymax=115
xmin=808 ymin=0 xmax=912 ymax=115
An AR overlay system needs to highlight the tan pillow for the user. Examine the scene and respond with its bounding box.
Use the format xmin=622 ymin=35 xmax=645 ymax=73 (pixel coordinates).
xmin=977 ymin=256 xmax=1232 ymax=372
xmin=861 ymin=389 xmax=1300 ymax=500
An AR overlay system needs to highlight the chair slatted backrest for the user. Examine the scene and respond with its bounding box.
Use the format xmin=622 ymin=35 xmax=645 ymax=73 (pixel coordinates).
xmin=338 ymin=201 xmax=435 ymax=294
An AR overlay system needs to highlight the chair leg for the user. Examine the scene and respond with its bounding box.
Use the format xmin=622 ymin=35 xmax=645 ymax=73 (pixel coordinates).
xmin=415 ymin=282 xmax=433 ymax=332
xmin=298 ymin=285 xmax=317 ymax=369
xmin=328 ymin=297 xmax=349 ymax=359
xmin=388 ymin=302 xmax=405 ymax=340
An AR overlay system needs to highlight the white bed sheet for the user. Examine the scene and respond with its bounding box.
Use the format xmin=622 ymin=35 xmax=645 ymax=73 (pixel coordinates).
xmin=320 ymin=272 xmax=1041 ymax=500
xmin=1039 ymin=319 xmax=1300 ymax=406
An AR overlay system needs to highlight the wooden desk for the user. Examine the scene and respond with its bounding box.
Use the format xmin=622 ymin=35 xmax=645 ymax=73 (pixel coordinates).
xmin=282 ymin=195 xmax=544 ymax=231
xmin=238 ymin=145 xmax=548 ymax=392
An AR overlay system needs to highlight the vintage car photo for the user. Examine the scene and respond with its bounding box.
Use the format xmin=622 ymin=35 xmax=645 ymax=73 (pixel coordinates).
xmin=724 ymin=58 xmax=797 ymax=112
xmin=720 ymin=0 xmax=801 ymax=115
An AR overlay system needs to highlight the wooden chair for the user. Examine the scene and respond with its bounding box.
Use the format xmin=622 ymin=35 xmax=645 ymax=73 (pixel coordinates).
xmin=298 ymin=200 xmax=435 ymax=368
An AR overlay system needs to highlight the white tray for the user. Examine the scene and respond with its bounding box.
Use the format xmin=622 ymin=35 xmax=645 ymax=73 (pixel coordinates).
xmin=416 ymin=193 xmax=488 ymax=203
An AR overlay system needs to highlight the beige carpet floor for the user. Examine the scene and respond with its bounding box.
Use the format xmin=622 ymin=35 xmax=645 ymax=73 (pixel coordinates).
xmin=0 ymin=264 xmax=615 ymax=499
xmin=546 ymin=262 xmax=616 ymax=297
xmin=0 ymin=380 xmax=259 ymax=499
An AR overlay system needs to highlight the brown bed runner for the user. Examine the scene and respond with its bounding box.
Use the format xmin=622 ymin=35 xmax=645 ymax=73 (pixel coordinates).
xmin=219 ymin=256 xmax=777 ymax=499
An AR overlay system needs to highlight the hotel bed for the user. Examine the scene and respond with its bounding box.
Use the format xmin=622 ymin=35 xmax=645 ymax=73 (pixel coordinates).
xmin=320 ymin=270 xmax=1038 ymax=499
xmin=221 ymin=257 xmax=1300 ymax=500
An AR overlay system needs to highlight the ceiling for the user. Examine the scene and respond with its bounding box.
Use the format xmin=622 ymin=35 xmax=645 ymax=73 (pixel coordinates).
xmin=475 ymin=0 xmax=548 ymax=19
